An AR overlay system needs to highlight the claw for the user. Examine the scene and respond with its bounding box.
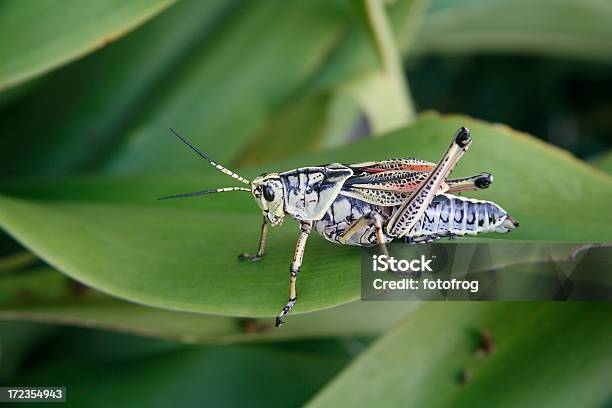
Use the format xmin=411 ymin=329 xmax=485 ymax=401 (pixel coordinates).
xmin=275 ymin=297 xmax=297 ymax=328
xmin=238 ymin=253 xmax=263 ymax=262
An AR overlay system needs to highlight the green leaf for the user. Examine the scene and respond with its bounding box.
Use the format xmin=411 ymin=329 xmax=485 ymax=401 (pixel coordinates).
xmin=0 ymin=0 xmax=176 ymax=90
xmin=307 ymin=303 xmax=612 ymax=407
xmin=0 ymin=0 xmax=241 ymax=177
xmin=0 ymin=198 xmax=360 ymax=316
xmin=0 ymin=115 xmax=610 ymax=317
xmin=0 ymin=268 xmax=418 ymax=342
xmin=411 ymin=0 xmax=612 ymax=61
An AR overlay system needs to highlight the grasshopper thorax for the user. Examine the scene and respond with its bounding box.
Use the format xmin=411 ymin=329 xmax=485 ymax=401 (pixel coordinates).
xmin=252 ymin=174 xmax=285 ymax=226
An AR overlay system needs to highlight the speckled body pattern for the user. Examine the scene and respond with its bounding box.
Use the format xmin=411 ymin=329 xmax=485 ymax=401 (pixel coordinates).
xmin=274 ymin=157 xmax=515 ymax=246
xmin=314 ymin=192 xmax=512 ymax=246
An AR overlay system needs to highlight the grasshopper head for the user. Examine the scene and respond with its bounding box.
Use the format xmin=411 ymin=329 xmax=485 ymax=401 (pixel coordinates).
xmin=252 ymin=174 xmax=285 ymax=226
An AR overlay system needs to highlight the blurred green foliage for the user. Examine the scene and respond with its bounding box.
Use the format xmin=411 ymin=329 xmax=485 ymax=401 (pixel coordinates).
xmin=0 ymin=0 xmax=611 ymax=406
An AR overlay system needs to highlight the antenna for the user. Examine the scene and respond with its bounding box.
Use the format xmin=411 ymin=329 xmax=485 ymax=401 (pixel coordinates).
xmin=169 ymin=128 xmax=251 ymax=185
xmin=158 ymin=187 xmax=251 ymax=200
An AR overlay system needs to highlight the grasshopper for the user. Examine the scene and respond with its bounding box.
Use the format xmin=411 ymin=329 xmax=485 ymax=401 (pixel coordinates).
xmin=161 ymin=127 xmax=518 ymax=326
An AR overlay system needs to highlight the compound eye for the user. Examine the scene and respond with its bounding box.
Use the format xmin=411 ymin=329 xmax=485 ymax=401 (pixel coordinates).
xmin=262 ymin=185 xmax=275 ymax=202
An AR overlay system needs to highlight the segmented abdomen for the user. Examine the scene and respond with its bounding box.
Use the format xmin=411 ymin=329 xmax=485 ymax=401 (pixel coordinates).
xmin=409 ymin=193 xmax=514 ymax=239
xmin=314 ymin=194 xmax=516 ymax=246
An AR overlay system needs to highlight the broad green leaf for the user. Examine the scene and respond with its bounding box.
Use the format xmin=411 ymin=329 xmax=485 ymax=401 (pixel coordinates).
xmin=0 ymin=0 xmax=239 ymax=177
xmin=307 ymin=303 xmax=612 ymax=407
xmin=11 ymin=330 xmax=352 ymax=407
xmin=0 ymin=0 xmax=176 ymax=90
xmin=0 ymin=115 xmax=610 ymax=317
xmin=0 ymin=268 xmax=418 ymax=342
xmin=0 ymin=198 xmax=360 ymax=316
xmin=411 ymin=0 xmax=612 ymax=61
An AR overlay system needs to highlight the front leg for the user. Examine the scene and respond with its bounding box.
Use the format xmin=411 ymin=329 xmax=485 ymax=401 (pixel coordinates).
xmin=275 ymin=220 xmax=312 ymax=327
xmin=238 ymin=217 xmax=268 ymax=262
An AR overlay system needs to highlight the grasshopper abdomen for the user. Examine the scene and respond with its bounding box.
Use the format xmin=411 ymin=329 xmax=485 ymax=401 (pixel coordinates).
xmin=410 ymin=194 xmax=516 ymax=241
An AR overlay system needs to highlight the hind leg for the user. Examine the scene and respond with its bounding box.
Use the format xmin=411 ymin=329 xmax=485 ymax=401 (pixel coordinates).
xmin=447 ymin=172 xmax=492 ymax=193
xmin=387 ymin=127 xmax=472 ymax=238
